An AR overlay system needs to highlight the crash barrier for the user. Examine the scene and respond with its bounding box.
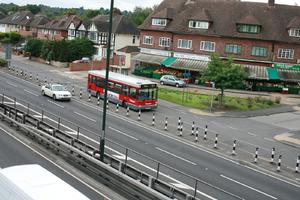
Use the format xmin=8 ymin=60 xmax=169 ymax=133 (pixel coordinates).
xmin=0 ymin=94 xmax=242 ymax=200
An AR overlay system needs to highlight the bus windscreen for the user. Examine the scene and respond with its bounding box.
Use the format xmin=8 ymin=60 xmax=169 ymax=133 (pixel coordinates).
xmin=138 ymin=86 xmax=157 ymax=100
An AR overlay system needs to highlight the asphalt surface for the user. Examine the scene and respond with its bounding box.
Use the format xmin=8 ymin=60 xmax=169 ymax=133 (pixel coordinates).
xmin=1 ymin=66 xmax=300 ymax=199
xmin=0 ymin=123 xmax=109 ymax=200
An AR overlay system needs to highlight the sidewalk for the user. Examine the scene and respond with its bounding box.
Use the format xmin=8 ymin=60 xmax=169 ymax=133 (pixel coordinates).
xmin=274 ymin=131 xmax=300 ymax=149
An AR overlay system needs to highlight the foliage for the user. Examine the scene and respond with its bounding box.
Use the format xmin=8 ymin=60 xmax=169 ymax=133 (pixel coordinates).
xmin=24 ymin=38 xmax=43 ymax=57
xmin=128 ymin=7 xmax=153 ymax=26
xmin=0 ymin=32 xmax=22 ymax=44
xmin=201 ymin=54 xmax=248 ymax=105
xmin=0 ymin=58 xmax=8 ymax=67
xmin=158 ymin=88 xmax=280 ymax=111
xmin=26 ymin=4 xmax=41 ymax=14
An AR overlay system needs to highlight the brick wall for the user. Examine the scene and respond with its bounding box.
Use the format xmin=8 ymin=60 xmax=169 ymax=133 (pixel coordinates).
xmin=140 ymin=30 xmax=300 ymax=64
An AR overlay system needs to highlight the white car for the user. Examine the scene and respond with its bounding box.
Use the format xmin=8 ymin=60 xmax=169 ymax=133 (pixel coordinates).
xmin=41 ymin=84 xmax=71 ymax=101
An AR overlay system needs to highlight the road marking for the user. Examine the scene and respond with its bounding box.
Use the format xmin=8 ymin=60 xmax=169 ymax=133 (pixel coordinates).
xmin=238 ymin=139 xmax=269 ymax=151
xmin=0 ymin=125 xmax=111 ymax=200
xmin=220 ymin=174 xmax=277 ymax=199
xmin=155 ymin=147 xmax=196 ymax=166
xmin=247 ymin=132 xmax=257 ymax=136
xmin=171 ymin=182 xmax=193 ymax=190
xmin=6 ymin=81 xmax=17 ymax=87
xmin=3 ymin=102 xmax=20 ymax=105
xmin=228 ymin=126 xmax=238 ymax=130
xmin=264 ymin=138 xmax=275 ymax=142
xmin=47 ymin=100 xmax=64 ymax=108
xmin=74 ymin=111 xmax=97 ymax=122
xmin=24 ymin=89 xmax=39 ymax=97
xmin=109 ymin=126 xmax=138 ymax=141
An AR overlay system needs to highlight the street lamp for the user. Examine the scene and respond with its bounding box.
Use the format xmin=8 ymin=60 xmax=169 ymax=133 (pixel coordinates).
xmin=210 ymin=81 xmax=215 ymax=112
xmin=99 ymin=0 xmax=114 ymax=161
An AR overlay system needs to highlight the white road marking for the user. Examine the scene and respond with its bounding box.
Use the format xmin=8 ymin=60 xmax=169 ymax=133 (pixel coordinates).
xmin=0 ymin=125 xmax=111 ymax=200
xmin=238 ymin=139 xmax=269 ymax=151
xmin=6 ymin=81 xmax=17 ymax=87
xmin=247 ymin=132 xmax=257 ymax=136
xmin=47 ymin=100 xmax=64 ymax=108
xmin=228 ymin=126 xmax=238 ymax=130
xmin=109 ymin=126 xmax=138 ymax=141
xmin=74 ymin=111 xmax=97 ymax=122
xmin=264 ymin=138 xmax=275 ymax=142
xmin=220 ymin=174 xmax=277 ymax=199
xmin=24 ymin=89 xmax=39 ymax=97
xmin=171 ymin=183 xmax=192 ymax=190
xmin=155 ymin=147 xmax=197 ymax=166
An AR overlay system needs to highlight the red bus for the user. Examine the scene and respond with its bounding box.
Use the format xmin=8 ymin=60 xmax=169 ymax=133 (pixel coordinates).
xmin=88 ymin=70 xmax=158 ymax=110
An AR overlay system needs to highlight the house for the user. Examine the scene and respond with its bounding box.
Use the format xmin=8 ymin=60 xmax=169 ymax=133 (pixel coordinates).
xmin=68 ymin=20 xmax=90 ymax=40
xmin=37 ymin=14 xmax=81 ymax=40
xmin=135 ymin=0 xmax=300 ymax=92
xmin=86 ymin=11 xmax=140 ymax=60
xmin=0 ymin=11 xmax=34 ymax=33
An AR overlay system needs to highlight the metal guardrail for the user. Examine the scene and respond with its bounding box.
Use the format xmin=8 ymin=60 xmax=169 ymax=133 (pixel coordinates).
xmin=0 ymin=94 xmax=199 ymax=200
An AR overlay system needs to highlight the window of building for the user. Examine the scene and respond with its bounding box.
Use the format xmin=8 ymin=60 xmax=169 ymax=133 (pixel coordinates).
xmin=200 ymin=41 xmax=215 ymax=52
xmin=89 ymin=32 xmax=97 ymax=41
xmin=251 ymin=46 xmax=268 ymax=57
xmin=278 ymin=49 xmax=294 ymax=59
xmin=177 ymin=39 xmax=192 ymax=49
xmin=289 ymin=28 xmax=300 ymax=37
xmin=99 ymin=32 xmax=107 ymax=45
xmin=68 ymin=29 xmax=75 ymax=36
xmin=132 ymin=35 xmax=136 ymax=44
xmin=188 ymin=21 xmax=209 ymax=29
xmin=225 ymin=44 xmax=241 ymax=54
xmin=152 ymin=18 xmax=167 ymax=26
xmin=143 ymin=36 xmax=153 ymax=45
xmin=159 ymin=37 xmax=171 ymax=47
xmin=237 ymin=24 xmax=261 ymax=34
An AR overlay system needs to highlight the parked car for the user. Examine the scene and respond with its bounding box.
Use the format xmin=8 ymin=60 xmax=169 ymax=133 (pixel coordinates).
xmin=160 ymin=75 xmax=186 ymax=87
xmin=41 ymin=84 xmax=71 ymax=101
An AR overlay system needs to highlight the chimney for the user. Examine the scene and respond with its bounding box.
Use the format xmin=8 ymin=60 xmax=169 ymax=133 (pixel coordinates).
xmin=268 ymin=0 xmax=275 ymax=6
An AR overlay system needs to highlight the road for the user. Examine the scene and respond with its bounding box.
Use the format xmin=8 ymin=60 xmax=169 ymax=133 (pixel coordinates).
xmin=0 ymin=61 xmax=300 ymax=199
xmin=0 ymin=123 xmax=110 ymax=200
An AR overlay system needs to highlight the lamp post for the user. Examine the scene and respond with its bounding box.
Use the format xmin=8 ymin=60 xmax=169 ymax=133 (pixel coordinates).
xmin=210 ymin=81 xmax=215 ymax=112
xmin=99 ymin=0 xmax=114 ymax=162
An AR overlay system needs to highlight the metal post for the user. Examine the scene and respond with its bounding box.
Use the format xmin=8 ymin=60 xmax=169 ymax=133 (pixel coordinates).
xmin=126 ymin=106 xmax=129 ymax=116
xmin=191 ymin=121 xmax=195 ymax=135
xmin=97 ymin=96 xmax=100 ymax=105
xmin=41 ymin=110 xmax=44 ymax=122
xmin=277 ymin=155 xmax=282 ymax=172
xmin=193 ymin=180 xmax=198 ymax=198
xmin=178 ymin=116 xmax=181 ymax=131
xmin=29 ymin=72 xmax=32 ymax=80
xmin=152 ymin=112 xmax=155 ymax=126
xmin=204 ymin=125 xmax=207 ymax=140
xmin=88 ymin=93 xmax=91 ymax=102
xmin=72 ymin=86 xmax=75 ymax=96
xmin=79 ymin=88 xmax=82 ymax=99
xmin=254 ymin=147 xmax=259 ymax=163
xmin=57 ymin=118 xmax=60 ymax=130
xmin=138 ymin=109 xmax=141 ymax=121
xmin=116 ymin=103 xmax=119 ymax=112
xmin=232 ymin=140 xmax=237 ymax=156
xmin=179 ymin=122 xmax=183 ymax=136
xmin=77 ymin=127 xmax=80 ymax=139
xmin=13 ymin=97 xmax=16 ymax=109
xmin=156 ymin=163 xmax=160 ymax=180
xmin=296 ymin=156 xmax=299 ymax=173
xmin=99 ymin=0 xmax=114 ymax=162
xmin=195 ymin=128 xmax=198 ymax=142
xmin=164 ymin=117 xmax=168 ymax=131
xmin=214 ymin=134 xmax=218 ymax=149
xmin=271 ymin=147 xmax=275 ymax=164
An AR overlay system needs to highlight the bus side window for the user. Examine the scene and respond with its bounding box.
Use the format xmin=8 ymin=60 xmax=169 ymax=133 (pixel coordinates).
xmin=92 ymin=76 xmax=97 ymax=84
xmin=122 ymin=85 xmax=129 ymax=96
xmin=108 ymin=81 xmax=114 ymax=91
xmin=115 ymin=83 xmax=122 ymax=94
xmin=96 ymin=77 xmax=103 ymax=87
xmin=129 ymin=87 xmax=136 ymax=98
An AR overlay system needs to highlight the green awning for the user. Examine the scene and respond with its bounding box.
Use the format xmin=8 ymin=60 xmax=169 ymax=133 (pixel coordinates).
xmin=160 ymin=57 xmax=177 ymax=66
xmin=267 ymin=68 xmax=280 ymax=80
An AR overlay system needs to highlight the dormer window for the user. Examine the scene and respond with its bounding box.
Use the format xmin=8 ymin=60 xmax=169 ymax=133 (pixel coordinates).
xmin=237 ymin=24 xmax=261 ymax=34
xmin=189 ymin=21 xmax=209 ymax=29
xmin=289 ymin=28 xmax=300 ymax=37
xmin=152 ymin=18 xmax=167 ymax=26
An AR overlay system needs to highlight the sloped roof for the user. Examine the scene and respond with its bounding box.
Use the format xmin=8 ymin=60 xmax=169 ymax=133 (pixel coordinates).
xmin=117 ymin=45 xmax=140 ymax=53
xmin=237 ymin=14 xmax=261 ymax=25
xmin=0 ymin=11 xmax=33 ymax=26
xmin=287 ymin=16 xmax=300 ymax=28
xmin=39 ymin=14 xmax=81 ymax=31
xmin=29 ymin=14 xmax=49 ymax=28
xmin=139 ymin=0 xmax=300 ymax=44
xmin=89 ymin=14 xmax=139 ymax=35
xmin=152 ymin=8 xmax=175 ymax=19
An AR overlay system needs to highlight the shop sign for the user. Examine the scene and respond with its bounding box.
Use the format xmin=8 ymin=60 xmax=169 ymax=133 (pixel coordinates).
xmin=273 ymin=63 xmax=300 ymax=71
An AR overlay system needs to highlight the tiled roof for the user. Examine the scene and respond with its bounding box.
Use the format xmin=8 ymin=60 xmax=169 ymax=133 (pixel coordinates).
xmin=39 ymin=14 xmax=81 ymax=31
xmin=0 ymin=11 xmax=34 ymax=26
xmin=139 ymin=0 xmax=300 ymax=44
xmin=117 ymin=46 xmax=140 ymax=53
xmin=29 ymin=15 xmax=49 ymax=27
xmin=90 ymin=14 xmax=139 ymax=35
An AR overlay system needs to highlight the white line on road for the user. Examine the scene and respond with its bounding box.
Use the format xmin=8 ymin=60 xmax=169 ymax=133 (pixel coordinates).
xmin=155 ymin=147 xmax=197 ymax=165
xmin=109 ymin=126 xmax=138 ymax=140
xmin=6 ymin=81 xmax=17 ymax=87
xmin=228 ymin=126 xmax=238 ymax=130
xmin=24 ymin=89 xmax=39 ymax=97
xmin=247 ymin=132 xmax=257 ymax=136
xmin=74 ymin=111 xmax=96 ymax=122
xmin=264 ymin=138 xmax=275 ymax=142
xmin=47 ymin=100 xmax=64 ymax=108
xmin=220 ymin=174 xmax=277 ymax=199
xmin=238 ymin=139 xmax=269 ymax=151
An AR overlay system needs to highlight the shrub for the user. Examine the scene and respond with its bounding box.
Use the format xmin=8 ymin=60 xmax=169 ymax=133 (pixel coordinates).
xmin=24 ymin=38 xmax=43 ymax=57
xmin=0 ymin=59 xmax=8 ymax=67
xmin=275 ymin=96 xmax=281 ymax=104
xmin=247 ymin=97 xmax=253 ymax=108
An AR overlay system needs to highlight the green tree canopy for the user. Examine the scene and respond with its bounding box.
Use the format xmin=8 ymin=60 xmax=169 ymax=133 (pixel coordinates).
xmin=26 ymin=4 xmax=41 ymax=14
xmin=201 ymin=54 xmax=248 ymax=104
xmin=128 ymin=7 xmax=153 ymax=26
xmin=24 ymin=38 xmax=43 ymax=57
xmin=0 ymin=32 xmax=22 ymax=44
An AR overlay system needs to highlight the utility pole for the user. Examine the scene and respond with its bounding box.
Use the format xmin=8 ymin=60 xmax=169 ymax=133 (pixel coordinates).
xmin=99 ymin=0 xmax=114 ymax=162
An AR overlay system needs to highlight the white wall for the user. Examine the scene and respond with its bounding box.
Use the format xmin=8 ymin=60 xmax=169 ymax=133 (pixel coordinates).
xmin=114 ymin=34 xmax=140 ymax=52
xmin=0 ymin=24 xmax=6 ymax=33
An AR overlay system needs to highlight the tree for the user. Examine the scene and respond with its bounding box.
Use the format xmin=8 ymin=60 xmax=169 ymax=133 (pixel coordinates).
xmin=201 ymin=54 xmax=248 ymax=105
xmin=128 ymin=7 xmax=153 ymax=26
xmin=0 ymin=32 xmax=22 ymax=44
xmin=24 ymin=38 xmax=43 ymax=57
xmin=26 ymin=4 xmax=41 ymax=14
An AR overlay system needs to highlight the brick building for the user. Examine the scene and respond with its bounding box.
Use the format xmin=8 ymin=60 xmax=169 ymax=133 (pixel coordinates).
xmin=134 ymin=0 xmax=300 ymax=92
